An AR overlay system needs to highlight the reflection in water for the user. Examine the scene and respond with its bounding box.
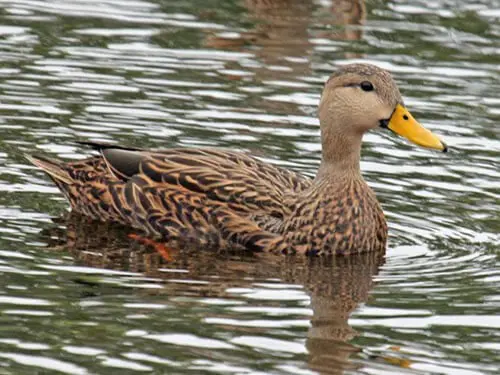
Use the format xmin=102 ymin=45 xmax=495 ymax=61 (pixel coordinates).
xmin=207 ymin=0 xmax=365 ymax=92
xmin=44 ymin=213 xmax=384 ymax=374
xmin=325 ymin=0 xmax=366 ymax=41
xmin=242 ymin=0 xmax=366 ymax=44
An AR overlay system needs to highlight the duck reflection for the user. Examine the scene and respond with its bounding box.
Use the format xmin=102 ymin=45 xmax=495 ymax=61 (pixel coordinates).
xmin=43 ymin=212 xmax=383 ymax=374
xmin=204 ymin=0 xmax=366 ymax=116
xmin=206 ymin=0 xmax=365 ymax=63
xmin=243 ymin=0 xmax=366 ymax=42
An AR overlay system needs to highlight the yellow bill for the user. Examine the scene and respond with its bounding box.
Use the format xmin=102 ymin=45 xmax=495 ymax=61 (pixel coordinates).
xmin=386 ymin=104 xmax=447 ymax=152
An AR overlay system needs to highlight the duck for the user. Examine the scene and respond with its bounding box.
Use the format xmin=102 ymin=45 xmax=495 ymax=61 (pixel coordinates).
xmin=27 ymin=63 xmax=447 ymax=256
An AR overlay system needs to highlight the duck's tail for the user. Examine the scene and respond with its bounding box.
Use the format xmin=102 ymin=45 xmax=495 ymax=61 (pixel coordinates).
xmin=25 ymin=154 xmax=74 ymax=185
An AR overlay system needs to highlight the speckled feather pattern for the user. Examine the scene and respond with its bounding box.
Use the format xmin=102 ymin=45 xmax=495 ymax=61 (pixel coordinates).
xmin=31 ymin=145 xmax=387 ymax=256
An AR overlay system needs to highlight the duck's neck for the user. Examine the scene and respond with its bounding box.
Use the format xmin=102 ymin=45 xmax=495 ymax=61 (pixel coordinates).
xmin=315 ymin=128 xmax=363 ymax=181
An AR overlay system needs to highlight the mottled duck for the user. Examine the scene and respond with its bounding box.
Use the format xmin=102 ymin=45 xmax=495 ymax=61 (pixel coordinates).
xmin=27 ymin=64 xmax=447 ymax=256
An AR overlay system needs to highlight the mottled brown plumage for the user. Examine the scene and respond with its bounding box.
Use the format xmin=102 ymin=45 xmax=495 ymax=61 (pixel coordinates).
xmin=27 ymin=63 xmax=446 ymax=256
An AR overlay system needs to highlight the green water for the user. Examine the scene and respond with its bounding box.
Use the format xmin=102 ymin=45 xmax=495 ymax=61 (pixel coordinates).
xmin=0 ymin=0 xmax=498 ymax=374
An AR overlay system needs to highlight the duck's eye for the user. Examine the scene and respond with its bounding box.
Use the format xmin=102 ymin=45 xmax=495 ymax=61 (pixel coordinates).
xmin=360 ymin=81 xmax=374 ymax=92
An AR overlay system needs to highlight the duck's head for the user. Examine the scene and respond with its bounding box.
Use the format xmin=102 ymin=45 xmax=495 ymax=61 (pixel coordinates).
xmin=318 ymin=64 xmax=446 ymax=170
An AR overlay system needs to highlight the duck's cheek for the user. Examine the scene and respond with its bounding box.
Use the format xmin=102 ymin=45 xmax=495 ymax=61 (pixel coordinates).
xmin=350 ymin=93 xmax=390 ymax=128
xmin=374 ymin=104 xmax=395 ymax=126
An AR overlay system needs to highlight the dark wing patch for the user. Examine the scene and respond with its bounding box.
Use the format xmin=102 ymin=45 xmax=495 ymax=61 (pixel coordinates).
xmin=101 ymin=148 xmax=146 ymax=181
xmin=75 ymin=140 xmax=141 ymax=152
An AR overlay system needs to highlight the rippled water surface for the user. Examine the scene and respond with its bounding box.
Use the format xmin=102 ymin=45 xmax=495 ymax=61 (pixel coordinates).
xmin=0 ymin=0 xmax=498 ymax=374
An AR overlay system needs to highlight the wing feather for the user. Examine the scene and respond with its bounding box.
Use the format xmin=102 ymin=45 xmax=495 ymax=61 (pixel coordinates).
xmin=28 ymin=143 xmax=312 ymax=253
xmin=98 ymin=146 xmax=312 ymax=218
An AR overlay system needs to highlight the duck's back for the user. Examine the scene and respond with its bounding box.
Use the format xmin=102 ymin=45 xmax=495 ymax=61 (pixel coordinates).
xmin=28 ymin=144 xmax=314 ymax=251
xmin=72 ymin=145 xmax=311 ymax=215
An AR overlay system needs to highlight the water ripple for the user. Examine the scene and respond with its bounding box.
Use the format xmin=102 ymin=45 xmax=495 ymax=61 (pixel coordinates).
xmin=0 ymin=0 xmax=497 ymax=374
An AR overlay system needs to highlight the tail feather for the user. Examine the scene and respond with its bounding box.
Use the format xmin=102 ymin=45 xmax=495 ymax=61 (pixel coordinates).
xmin=25 ymin=154 xmax=74 ymax=185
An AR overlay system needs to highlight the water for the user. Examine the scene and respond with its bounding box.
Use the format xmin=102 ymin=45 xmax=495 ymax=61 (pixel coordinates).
xmin=0 ymin=0 xmax=498 ymax=373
